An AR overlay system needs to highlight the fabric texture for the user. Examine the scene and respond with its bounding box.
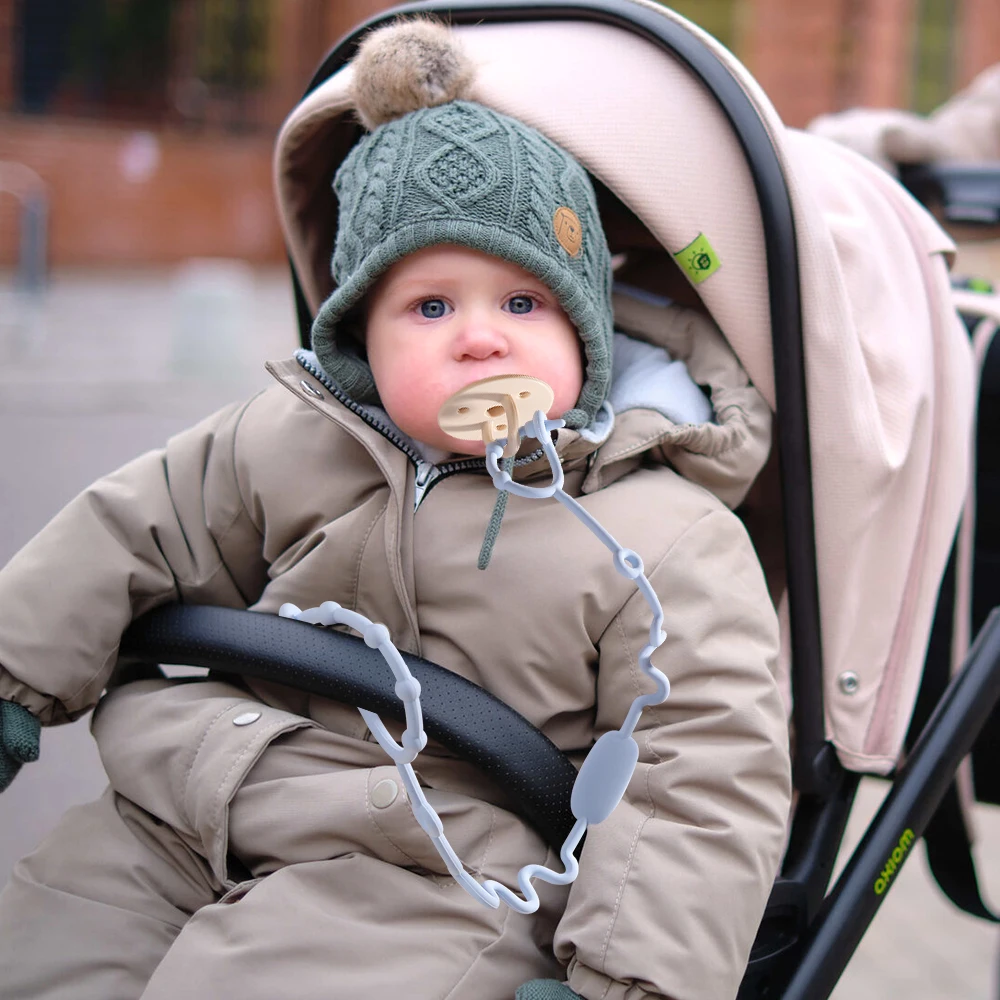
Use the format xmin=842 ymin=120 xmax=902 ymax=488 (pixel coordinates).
xmin=517 ymin=980 xmax=584 ymax=1000
xmin=0 ymin=785 xmax=565 ymax=1000
xmin=311 ymin=98 xmax=614 ymax=431
xmin=0 ymin=789 xmax=222 ymax=1000
xmin=0 ymin=303 xmax=789 ymax=1000
xmin=609 ymin=331 xmax=714 ymax=426
xmin=0 ymin=698 xmax=40 ymax=791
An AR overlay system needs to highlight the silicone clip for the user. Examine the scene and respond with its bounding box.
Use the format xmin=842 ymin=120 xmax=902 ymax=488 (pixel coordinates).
xmin=277 ymin=375 xmax=671 ymax=917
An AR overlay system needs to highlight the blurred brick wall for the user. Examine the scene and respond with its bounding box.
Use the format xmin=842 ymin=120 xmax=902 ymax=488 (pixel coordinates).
xmin=741 ymin=0 xmax=1000 ymax=126
xmin=0 ymin=116 xmax=282 ymax=266
xmin=4 ymin=0 xmax=997 ymax=267
xmin=852 ymin=0 xmax=915 ymax=109
xmin=957 ymin=0 xmax=1000 ymax=88
xmin=327 ymin=0 xmax=396 ymax=41
xmin=743 ymin=0 xmax=919 ymax=127
xmin=268 ymin=0 xmax=397 ymax=128
xmin=0 ymin=0 xmax=398 ymax=268
xmin=742 ymin=0 xmax=848 ymax=128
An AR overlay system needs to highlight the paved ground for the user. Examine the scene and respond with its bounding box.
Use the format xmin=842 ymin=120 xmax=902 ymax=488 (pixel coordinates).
xmin=1 ymin=259 xmax=999 ymax=997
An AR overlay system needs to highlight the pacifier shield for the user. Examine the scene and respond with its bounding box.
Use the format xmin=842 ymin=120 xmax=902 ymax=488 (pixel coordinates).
xmin=437 ymin=375 xmax=555 ymax=458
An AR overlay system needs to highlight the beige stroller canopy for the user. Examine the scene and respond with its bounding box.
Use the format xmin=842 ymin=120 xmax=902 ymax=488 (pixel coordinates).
xmin=273 ymin=1 xmax=975 ymax=775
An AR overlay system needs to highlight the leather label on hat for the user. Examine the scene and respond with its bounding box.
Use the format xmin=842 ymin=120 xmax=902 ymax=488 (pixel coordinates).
xmin=553 ymin=206 xmax=583 ymax=257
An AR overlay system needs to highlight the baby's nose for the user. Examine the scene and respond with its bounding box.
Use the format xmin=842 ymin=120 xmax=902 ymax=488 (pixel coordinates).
xmin=453 ymin=319 xmax=509 ymax=360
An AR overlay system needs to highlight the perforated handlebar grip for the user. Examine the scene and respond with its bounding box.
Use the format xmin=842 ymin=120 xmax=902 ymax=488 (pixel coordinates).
xmin=121 ymin=604 xmax=577 ymax=850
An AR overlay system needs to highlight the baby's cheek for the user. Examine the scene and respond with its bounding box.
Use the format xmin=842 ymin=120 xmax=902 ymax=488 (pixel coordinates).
xmin=381 ymin=375 xmax=442 ymax=440
xmin=548 ymin=360 xmax=584 ymax=417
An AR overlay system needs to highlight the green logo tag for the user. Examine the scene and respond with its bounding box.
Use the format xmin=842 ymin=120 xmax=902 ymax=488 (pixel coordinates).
xmin=674 ymin=233 xmax=721 ymax=285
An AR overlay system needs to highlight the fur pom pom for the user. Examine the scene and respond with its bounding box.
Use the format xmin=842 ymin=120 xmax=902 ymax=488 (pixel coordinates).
xmin=350 ymin=18 xmax=475 ymax=131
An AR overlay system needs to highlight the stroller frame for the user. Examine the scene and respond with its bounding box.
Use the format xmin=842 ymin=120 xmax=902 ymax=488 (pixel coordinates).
xmin=122 ymin=2 xmax=1000 ymax=996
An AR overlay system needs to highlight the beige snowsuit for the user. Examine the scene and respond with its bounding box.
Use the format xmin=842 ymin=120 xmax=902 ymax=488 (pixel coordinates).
xmin=0 ymin=299 xmax=791 ymax=1000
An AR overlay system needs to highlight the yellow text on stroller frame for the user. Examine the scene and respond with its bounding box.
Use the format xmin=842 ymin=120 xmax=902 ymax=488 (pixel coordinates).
xmin=873 ymin=828 xmax=915 ymax=895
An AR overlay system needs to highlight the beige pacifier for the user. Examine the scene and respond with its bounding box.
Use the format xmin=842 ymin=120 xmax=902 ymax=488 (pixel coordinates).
xmin=437 ymin=375 xmax=555 ymax=458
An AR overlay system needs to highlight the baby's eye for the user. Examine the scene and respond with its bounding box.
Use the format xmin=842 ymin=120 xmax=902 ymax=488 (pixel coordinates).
xmin=506 ymin=295 xmax=536 ymax=315
xmin=419 ymin=298 xmax=450 ymax=319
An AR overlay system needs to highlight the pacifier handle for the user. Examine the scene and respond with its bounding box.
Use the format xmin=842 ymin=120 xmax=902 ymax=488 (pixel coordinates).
xmin=475 ymin=393 xmax=519 ymax=456
xmin=437 ymin=375 xmax=555 ymax=458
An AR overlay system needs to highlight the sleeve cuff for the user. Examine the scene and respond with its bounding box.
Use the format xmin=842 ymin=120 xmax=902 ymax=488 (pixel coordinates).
xmin=566 ymin=957 xmax=675 ymax=1000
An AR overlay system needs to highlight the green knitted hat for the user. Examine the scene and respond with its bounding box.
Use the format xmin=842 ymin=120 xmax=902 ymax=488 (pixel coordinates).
xmin=311 ymin=19 xmax=614 ymax=431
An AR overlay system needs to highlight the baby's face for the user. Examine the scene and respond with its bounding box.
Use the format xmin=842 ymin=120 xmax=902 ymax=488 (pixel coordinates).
xmin=365 ymin=244 xmax=584 ymax=455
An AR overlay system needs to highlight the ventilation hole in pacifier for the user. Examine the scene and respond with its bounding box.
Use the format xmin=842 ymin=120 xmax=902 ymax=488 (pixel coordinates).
xmin=457 ymin=406 xmax=470 ymax=414
xmin=486 ymin=404 xmax=505 ymax=417
xmin=497 ymin=424 xmax=507 ymax=431
xmin=518 ymin=391 xmax=530 ymax=398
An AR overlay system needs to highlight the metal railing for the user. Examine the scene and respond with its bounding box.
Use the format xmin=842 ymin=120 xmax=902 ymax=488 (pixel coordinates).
xmin=0 ymin=162 xmax=48 ymax=291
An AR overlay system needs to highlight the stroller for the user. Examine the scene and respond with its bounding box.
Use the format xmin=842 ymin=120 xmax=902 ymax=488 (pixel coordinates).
xmin=119 ymin=1 xmax=1000 ymax=996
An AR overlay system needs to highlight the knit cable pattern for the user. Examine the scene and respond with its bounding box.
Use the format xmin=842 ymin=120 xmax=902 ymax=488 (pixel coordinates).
xmin=312 ymin=99 xmax=614 ymax=428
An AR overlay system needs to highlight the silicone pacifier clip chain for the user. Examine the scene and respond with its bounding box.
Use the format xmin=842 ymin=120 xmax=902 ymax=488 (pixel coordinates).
xmin=280 ymin=375 xmax=669 ymax=914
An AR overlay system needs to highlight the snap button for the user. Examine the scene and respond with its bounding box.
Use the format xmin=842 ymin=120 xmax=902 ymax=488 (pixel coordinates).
xmin=371 ymin=778 xmax=399 ymax=808
xmin=233 ymin=711 xmax=262 ymax=726
xmin=837 ymin=672 xmax=860 ymax=695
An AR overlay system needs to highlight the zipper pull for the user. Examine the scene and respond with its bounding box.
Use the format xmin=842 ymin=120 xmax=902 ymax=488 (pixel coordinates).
xmin=415 ymin=461 xmax=434 ymax=488
xmin=413 ymin=460 xmax=439 ymax=510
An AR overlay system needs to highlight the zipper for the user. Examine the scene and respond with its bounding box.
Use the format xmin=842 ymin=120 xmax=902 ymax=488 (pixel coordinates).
xmin=413 ymin=459 xmax=441 ymax=509
xmin=413 ymin=463 xmax=472 ymax=511
xmin=294 ymin=352 xmax=547 ymax=511
xmin=296 ymin=351 xmax=429 ymax=465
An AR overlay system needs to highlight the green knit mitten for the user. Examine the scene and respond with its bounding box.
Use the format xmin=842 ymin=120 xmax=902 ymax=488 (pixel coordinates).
xmin=0 ymin=700 xmax=40 ymax=792
xmin=516 ymin=981 xmax=585 ymax=1000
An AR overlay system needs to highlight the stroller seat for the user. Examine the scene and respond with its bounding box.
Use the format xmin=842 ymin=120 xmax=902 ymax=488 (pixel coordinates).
xmin=84 ymin=0 xmax=1000 ymax=996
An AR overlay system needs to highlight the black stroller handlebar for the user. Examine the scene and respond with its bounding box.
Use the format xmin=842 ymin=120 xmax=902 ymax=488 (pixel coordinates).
xmin=898 ymin=162 xmax=1000 ymax=226
xmin=120 ymin=604 xmax=579 ymax=852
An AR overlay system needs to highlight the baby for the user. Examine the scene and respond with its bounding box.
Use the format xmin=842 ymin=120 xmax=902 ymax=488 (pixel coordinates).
xmin=0 ymin=19 xmax=791 ymax=1000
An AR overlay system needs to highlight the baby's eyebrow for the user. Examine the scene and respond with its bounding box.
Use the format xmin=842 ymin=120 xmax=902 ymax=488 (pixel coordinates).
xmin=384 ymin=274 xmax=553 ymax=300
xmin=389 ymin=277 xmax=457 ymax=295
